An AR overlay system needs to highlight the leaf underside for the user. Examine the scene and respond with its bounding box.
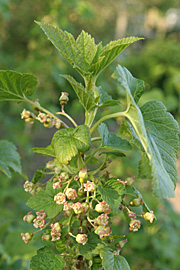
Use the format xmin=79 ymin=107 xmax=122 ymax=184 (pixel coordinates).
xmin=113 ymin=65 xmax=179 ymax=197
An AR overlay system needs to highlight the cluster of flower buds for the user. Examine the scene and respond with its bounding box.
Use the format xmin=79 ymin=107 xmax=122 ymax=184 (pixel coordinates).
xmin=23 ymin=181 xmax=43 ymax=195
xmin=37 ymin=112 xmax=63 ymax=129
xmin=21 ymin=109 xmax=35 ymax=124
xmin=52 ymin=172 xmax=69 ymax=190
xmin=125 ymin=208 xmax=141 ymax=232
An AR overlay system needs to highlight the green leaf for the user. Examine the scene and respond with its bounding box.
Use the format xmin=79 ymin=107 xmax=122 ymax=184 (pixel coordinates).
xmin=30 ymin=246 xmax=65 ymax=270
xmin=138 ymin=152 xmax=151 ymax=179
xmin=30 ymin=145 xmax=55 ymax=157
xmin=0 ymin=70 xmax=37 ymax=101
xmin=26 ymin=182 xmax=63 ymax=218
xmin=98 ymin=123 xmax=131 ymax=152
xmin=51 ymin=125 xmax=91 ymax=164
xmin=97 ymin=86 xmax=121 ymax=107
xmin=31 ymin=166 xmax=46 ymax=184
xmin=36 ymin=21 xmax=96 ymax=76
xmin=90 ymin=37 xmax=142 ymax=76
xmin=99 ymin=151 xmax=126 ymax=158
xmin=62 ymin=75 xmax=97 ymax=111
xmin=101 ymin=247 xmax=130 ymax=270
xmin=0 ymin=140 xmax=22 ymax=178
xmin=98 ymin=179 xmax=125 ymax=211
xmin=78 ymin=232 xmax=103 ymax=260
xmin=113 ymin=65 xmax=179 ymax=197
xmin=112 ymin=65 xmax=144 ymax=103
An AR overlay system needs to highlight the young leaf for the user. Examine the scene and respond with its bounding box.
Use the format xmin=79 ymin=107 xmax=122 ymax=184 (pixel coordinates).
xmin=0 ymin=70 xmax=37 ymax=102
xmin=98 ymin=123 xmax=132 ymax=152
xmin=100 ymin=247 xmax=130 ymax=270
xmin=90 ymin=37 xmax=142 ymax=76
xmin=113 ymin=65 xmax=179 ymax=197
xmin=97 ymin=86 xmax=121 ymax=107
xmin=62 ymin=75 xmax=97 ymax=111
xmin=36 ymin=21 xmax=96 ymax=76
xmin=98 ymin=179 xmax=125 ymax=211
xmin=51 ymin=125 xmax=91 ymax=164
xmin=0 ymin=140 xmax=22 ymax=178
xmin=31 ymin=145 xmax=55 ymax=157
xmin=31 ymin=166 xmax=46 ymax=184
xmin=30 ymin=246 xmax=65 ymax=270
xmin=26 ymin=182 xmax=63 ymax=218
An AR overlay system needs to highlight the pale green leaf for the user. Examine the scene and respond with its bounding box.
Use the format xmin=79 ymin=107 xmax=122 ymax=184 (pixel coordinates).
xmin=31 ymin=145 xmax=55 ymax=157
xmin=36 ymin=21 xmax=96 ymax=76
xmin=0 ymin=70 xmax=37 ymax=101
xmin=62 ymin=75 xmax=97 ymax=111
xmin=98 ymin=123 xmax=132 ymax=151
xmin=113 ymin=65 xmax=179 ymax=197
xmin=101 ymin=247 xmax=130 ymax=270
xmin=90 ymin=37 xmax=142 ymax=76
xmin=30 ymin=246 xmax=65 ymax=270
xmin=26 ymin=182 xmax=63 ymax=218
xmin=0 ymin=140 xmax=22 ymax=178
xmin=51 ymin=125 xmax=91 ymax=164
xmin=98 ymin=179 xmax=125 ymax=211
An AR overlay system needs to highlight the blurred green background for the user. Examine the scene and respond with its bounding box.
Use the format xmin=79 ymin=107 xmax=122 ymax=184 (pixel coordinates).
xmin=0 ymin=0 xmax=180 ymax=269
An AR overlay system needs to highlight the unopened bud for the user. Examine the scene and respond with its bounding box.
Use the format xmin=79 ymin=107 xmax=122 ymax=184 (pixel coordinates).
xmin=79 ymin=167 xmax=88 ymax=183
xmin=130 ymin=197 xmax=143 ymax=207
xmin=76 ymin=234 xmax=88 ymax=245
xmin=143 ymin=211 xmax=154 ymax=223
xmin=59 ymin=92 xmax=69 ymax=106
xmin=125 ymin=177 xmax=135 ymax=186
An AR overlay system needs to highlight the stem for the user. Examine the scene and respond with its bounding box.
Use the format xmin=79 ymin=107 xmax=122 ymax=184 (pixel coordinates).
xmin=90 ymin=111 xmax=127 ymax=134
xmin=91 ymin=137 xmax=102 ymax=142
xmin=55 ymin=111 xmax=77 ymax=127
xmin=23 ymin=96 xmax=69 ymax=128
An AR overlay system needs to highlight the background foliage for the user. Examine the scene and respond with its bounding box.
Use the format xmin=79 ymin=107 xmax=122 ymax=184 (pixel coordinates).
xmin=0 ymin=0 xmax=180 ymax=269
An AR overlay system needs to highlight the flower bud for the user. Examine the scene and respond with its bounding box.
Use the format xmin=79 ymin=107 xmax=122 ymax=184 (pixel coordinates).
xmin=21 ymin=232 xmax=33 ymax=244
xmin=71 ymin=202 xmax=84 ymax=214
xmin=79 ymin=167 xmax=88 ymax=183
xmin=59 ymin=92 xmax=69 ymax=106
xmin=24 ymin=181 xmax=34 ymax=193
xmin=36 ymin=210 xmax=46 ymax=219
xmin=33 ymin=217 xmax=45 ymax=228
xmin=51 ymin=231 xmax=61 ymax=241
xmin=125 ymin=177 xmax=135 ymax=186
xmin=129 ymin=219 xmax=141 ymax=232
xmin=95 ymin=201 xmax=111 ymax=214
xmin=143 ymin=211 xmax=154 ymax=223
xmin=82 ymin=202 xmax=89 ymax=213
xmin=83 ymin=181 xmax=96 ymax=192
xmin=51 ymin=222 xmax=61 ymax=233
xmin=42 ymin=233 xmax=51 ymax=241
xmin=96 ymin=214 xmax=109 ymax=226
xmin=76 ymin=234 xmax=88 ymax=245
xmin=77 ymin=187 xmax=85 ymax=197
xmin=37 ymin=112 xmax=47 ymax=123
xmin=65 ymin=188 xmax=77 ymax=200
xmin=53 ymin=181 xmax=62 ymax=189
xmin=55 ymin=119 xmax=63 ymax=129
xmin=43 ymin=117 xmax=53 ymax=128
xmin=23 ymin=212 xmax=35 ymax=223
xmin=54 ymin=192 xmax=66 ymax=205
xmin=60 ymin=172 xmax=69 ymax=181
xmin=130 ymin=197 xmax=143 ymax=207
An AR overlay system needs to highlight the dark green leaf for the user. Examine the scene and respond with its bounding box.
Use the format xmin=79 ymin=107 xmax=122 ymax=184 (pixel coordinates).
xmin=98 ymin=179 xmax=125 ymax=211
xmin=101 ymin=247 xmax=130 ymax=270
xmin=51 ymin=125 xmax=91 ymax=164
xmin=98 ymin=123 xmax=131 ymax=151
xmin=0 ymin=70 xmax=37 ymax=101
xmin=26 ymin=182 xmax=63 ymax=218
xmin=30 ymin=246 xmax=65 ymax=270
xmin=113 ymin=65 xmax=179 ymax=197
xmin=30 ymin=145 xmax=55 ymax=157
xmin=99 ymin=151 xmax=126 ymax=157
xmin=0 ymin=140 xmax=22 ymax=178
xmin=62 ymin=75 xmax=97 ymax=111
xmin=97 ymin=86 xmax=121 ymax=107
xmin=31 ymin=166 xmax=46 ymax=184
